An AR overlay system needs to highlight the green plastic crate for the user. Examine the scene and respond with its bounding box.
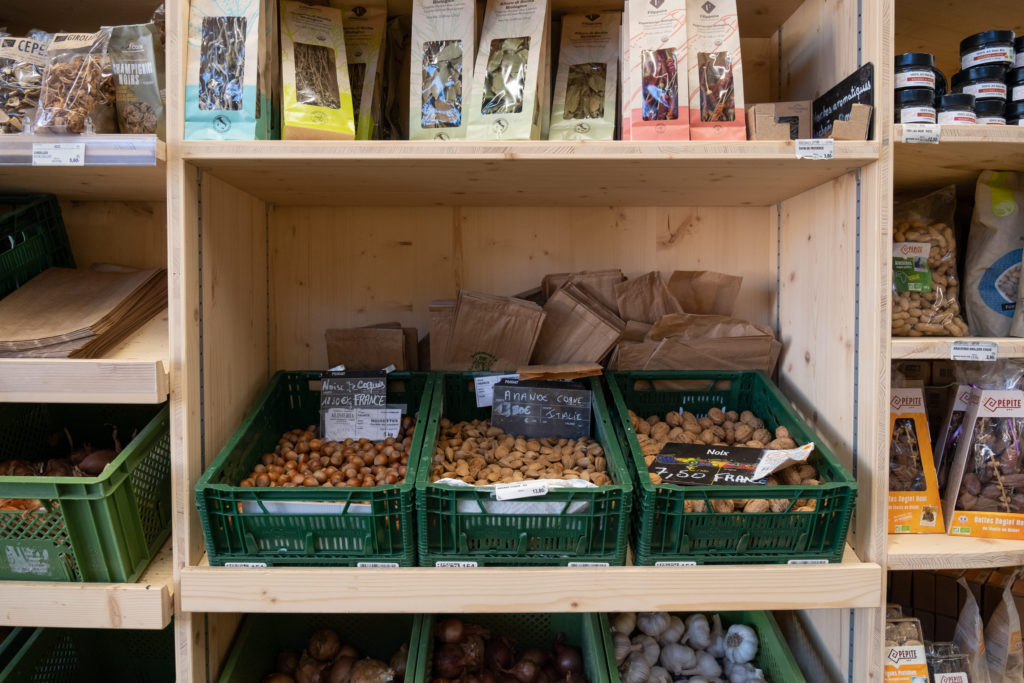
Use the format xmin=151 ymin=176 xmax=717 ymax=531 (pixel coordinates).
xmin=416 ymin=373 xmax=632 ymax=566
xmin=598 ymin=611 xmax=805 ymax=682
xmin=0 ymin=628 xmax=32 ymax=672
xmin=0 ymin=625 xmax=174 ymax=682
xmin=606 ymin=371 xmax=856 ymax=565
xmin=0 ymin=403 xmax=171 ymax=582
xmin=0 ymin=195 xmax=74 ymax=301
xmin=417 ymin=613 xmax=610 ymax=683
xmin=196 ymin=370 xmax=432 ymax=566
xmin=216 ymin=613 xmax=418 ymax=682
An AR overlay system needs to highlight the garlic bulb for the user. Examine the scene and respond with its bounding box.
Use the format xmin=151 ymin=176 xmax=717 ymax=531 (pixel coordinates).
xmin=649 ymin=665 xmax=673 ymax=683
xmin=707 ymin=614 xmax=726 ymax=658
xmin=613 ymin=631 xmax=631 ymax=666
xmin=612 ymin=612 xmax=637 ymax=634
xmin=726 ymin=661 xmax=765 ymax=683
xmin=659 ymin=616 xmax=686 ymax=646
xmin=686 ymin=614 xmax=711 ymax=649
xmin=632 ymin=634 xmax=661 ymax=666
xmin=637 ymin=612 xmax=672 ymax=637
xmin=724 ymin=623 xmax=759 ymax=664
xmin=682 ymin=651 xmax=723 ymax=679
xmin=659 ymin=642 xmax=696 ymax=675
xmin=622 ymin=652 xmax=652 ymax=683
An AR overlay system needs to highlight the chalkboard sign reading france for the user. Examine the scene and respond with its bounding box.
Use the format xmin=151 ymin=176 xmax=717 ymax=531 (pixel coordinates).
xmin=491 ymin=379 xmax=592 ymax=439
xmin=320 ymin=370 xmax=399 ymax=441
xmin=649 ymin=443 xmax=768 ymax=486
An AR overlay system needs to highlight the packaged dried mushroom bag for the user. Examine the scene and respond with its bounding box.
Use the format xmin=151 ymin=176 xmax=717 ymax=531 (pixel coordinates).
xmin=0 ymin=35 xmax=47 ymax=134
xmin=36 ymin=30 xmax=117 ymax=134
xmin=185 ymin=0 xmax=272 ymax=140
xmin=409 ymin=0 xmax=475 ymax=139
xmin=279 ymin=1 xmax=354 ymax=140
xmin=892 ymin=185 xmax=970 ymax=337
xmin=548 ymin=13 xmax=619 ymax=141
xmin=339 ymin=0 xmax=386 ymax=139
xmin=686 ymin=0 xmax=745 ymax=139
xmin=943 ymin=387 xmax=1024 ymax=540
xmin=623 ymin=0 xmax=688 ymax=140
xmin=888 ymin=388 xmax=944 ymax=534
xmin=109 ymin=23 xmax=165 ymax=137
xmin=467 ymin=0 xmax=550 ymax=140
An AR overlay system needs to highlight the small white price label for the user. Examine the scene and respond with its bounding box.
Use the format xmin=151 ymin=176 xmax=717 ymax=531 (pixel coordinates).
xmin=951 ymin=340 xmax=998 ymax=362
xmin=794 ymin=138 xmax=834 ymax=160
xmin=357 ymin=562 xmax=399 ymax=568
xmin=435 ymin=561 xmax=478 ymax=567
xmin=901 ymin=123 xmax=940 ymax=144
xmin=787 ymin=559 xmax=829 ymax=565
xmin=567 ymin=562 xmax=609 ymax=567
xmin=655 ymin=561 xmax=697 ymax=566
xmin=474 ymin=374 xmax=518 ymax=407
xmin=32 ymin=142 xmax=85 ymax=166
xmin=223 ymin=562 xmax=269 ymax=568
xmin=494 ymin=480 xmax=549 ymax=500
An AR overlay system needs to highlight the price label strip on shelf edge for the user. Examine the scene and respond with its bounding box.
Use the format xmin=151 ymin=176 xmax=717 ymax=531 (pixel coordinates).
xmin=901 ymin=124 xmax=940 ymax=144
xmin=950 ymin=340 xmax=998 ymax=362
xmin=795 ymin=139 xmax=835 ymax=160
xmin=31 ymin=142 xmax=85 ymax=166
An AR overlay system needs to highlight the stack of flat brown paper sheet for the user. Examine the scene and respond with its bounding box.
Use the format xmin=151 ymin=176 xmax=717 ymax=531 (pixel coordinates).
xmin=0 ymin=266 xmax=167 ymax=358
xmin=531 ymin=283 xmax=624 ymax=364
xmin=325 ymin=323 xmax=419 ymax=370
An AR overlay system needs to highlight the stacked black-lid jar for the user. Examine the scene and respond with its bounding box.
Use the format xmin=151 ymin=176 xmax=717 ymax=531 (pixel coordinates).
xmin=896 ymin=31 xmax=1024 ymax=126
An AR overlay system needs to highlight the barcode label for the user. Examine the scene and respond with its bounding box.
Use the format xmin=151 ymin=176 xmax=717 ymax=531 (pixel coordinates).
xmin=224 ymin=562 xmax=268 ymax=567
xmin=435 ymin=561 xmax=478 ymax=567
xmin=901 ymin=124 xmax=940 ymax=144
xmin=787 ymin=559 xmax=829 ymax=565
xmin=655 ymin=561 xmax=698 ymax=566
xmin=32 ymin=142 xmax=85 ymax=166
xmin=795 ymin=139 xmax=834 ymax=160
xmin=567 ymin=562 xmax=609 ymax=567
xmin=357 ymin=562 xmax=400 ymax=568
xmin=951 ymin=341 xmax=998 ymax=362
xmin=495 ymin=480 xmax=549 ymax=500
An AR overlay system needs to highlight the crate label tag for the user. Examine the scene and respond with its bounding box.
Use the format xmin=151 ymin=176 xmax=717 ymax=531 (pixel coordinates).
xmin=357 ymin=562 xmax=399 ymax=568
xmin=474 ymin=374 xmax=518 ymax=407
xmin=795 ymin=139 xmax=834 ymax=160
xmin=787 ymin=559 xmax=829 ymax=564
xmin=568 ymin=562 xmax=609 ymax=567
xmin=32 ymin=142 xmax=84 ymax=166
xmin=901 ymin=124 xmax=940 ymax=144
xmin=3 ymin=546 xmax=53 ymax=576
xmin=951 ymin=340 xmax=997 ymax=361
xmin=224 ymin=562 xmax=269 ymax=567
xmin=655 ymin=561 xmax=698 ymax=566
xmin=494 ymin=480 xmax=549 ymax=500
xmin=436 ymin=561 xmax=478 ymax=567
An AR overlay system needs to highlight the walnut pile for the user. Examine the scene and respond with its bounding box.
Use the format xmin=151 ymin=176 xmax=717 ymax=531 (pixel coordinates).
xmin=37 ymin=56 xmax=115 ymax=133
xmin=428 ymin=417 xmax=611 ymax=486
xmin=630 ymin=408 xmax=821 ymax=513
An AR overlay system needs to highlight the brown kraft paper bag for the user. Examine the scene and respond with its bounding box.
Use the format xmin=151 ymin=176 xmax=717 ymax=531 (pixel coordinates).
xmin=444 ymin=290 xmax=546 ymax=370
xmin=614 ymin=271 xmax=683 ymax=323
xmin=532 ymin=285 xmax=624 ymax=364
xmin=667 ymin=270 xmax=743 ymax=316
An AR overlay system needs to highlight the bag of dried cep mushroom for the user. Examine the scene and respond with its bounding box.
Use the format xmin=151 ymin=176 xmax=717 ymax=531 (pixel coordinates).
xmin=36 ymin=30 xmax=117 ymax=134
xmin=892 ymin=185 xmax=969 ymax=337
xmin=0 ymin=34 xmax=48 ymax=134
xmin=548 ymin=13 xmax=619 ymax=141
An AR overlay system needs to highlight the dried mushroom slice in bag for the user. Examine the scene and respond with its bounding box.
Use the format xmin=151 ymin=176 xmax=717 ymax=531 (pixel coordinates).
xmin=481 ymin=36 xmax=529 ymax=116
xmin=0 ymin=36 xmax=48 ymax=134
xmin=956 ymin=416 xmax=1024 ymax=513
xmin=421 ymin=39 xmax=463 ymax=128
xmin=36 ymin=30 xmax=116 ymax=134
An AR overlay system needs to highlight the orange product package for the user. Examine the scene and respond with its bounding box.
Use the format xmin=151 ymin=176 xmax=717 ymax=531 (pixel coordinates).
xmin=888 ymin=388 xmax=944 ymax=534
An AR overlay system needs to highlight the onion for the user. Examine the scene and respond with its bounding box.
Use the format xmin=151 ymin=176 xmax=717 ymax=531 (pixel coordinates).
xmin=553 ymin=633 xmax=583 ymax=677
xmin=277 ymin=651 xmax=300 ymax=675
xmin=434 ymin=642 xmax=465 ymax=678
xmin=389 ymin=643 xmax=408 ymax=682
xmin=327 ymin=657 xmax=355 ymax=683
xmin=349 ymin=658 xmax=395 ymax=683
xmin=436 ymin=618 xmax=465 ymax=644
xmin=308 ymin=629 xmax=341 ymax=661
xmin=519 ymin=648 xmax=549 ymax=666
xmin=77 ymin=449 xmax=117 ymax=476
xmin=263 ymin=675 xmax=296 ymax=683
xmin=485 ymin=635 xmax=515 ymax=671
xmin=461 ymin=634 xmax=486 ymax=670
xmin=506 ymin=658 xmax=539 ymax=683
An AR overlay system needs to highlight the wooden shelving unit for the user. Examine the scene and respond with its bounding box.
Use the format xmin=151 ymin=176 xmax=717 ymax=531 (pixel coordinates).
xmin=888 ymin=535 xmax=1024 ymax=571
xmin=894 ymin=125 xmax=1024 ymax=195
xmin=0 ymin=541 xmax=173 ymax=630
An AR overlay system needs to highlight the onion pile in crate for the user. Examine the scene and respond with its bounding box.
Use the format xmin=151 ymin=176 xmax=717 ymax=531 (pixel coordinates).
xmin=263 ymin=628 xmax=408 ymax=683
xmin=609 ymin=612 xmax=763 ymax=683
xmin=431 ymin=617 xmax=588 ymax=682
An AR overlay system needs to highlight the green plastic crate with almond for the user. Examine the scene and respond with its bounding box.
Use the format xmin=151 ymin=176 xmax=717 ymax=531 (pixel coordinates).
xmin=195 ymin=370 xmax=432 ymax=567
xmin=605 ymin=371 xmax=857 ymax=565
xmin=415 ymin=372 xmax=632 ymax=566
xmin=0 ymin=402 xmax=171 ymax=582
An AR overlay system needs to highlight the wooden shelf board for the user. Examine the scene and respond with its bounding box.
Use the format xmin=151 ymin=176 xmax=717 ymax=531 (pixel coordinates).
xmin=894 ymin=125 xmax=1024 ymax=196
xmin=181 ymin=546 xmax=880 ymax=613
xmin=0 ymin=310 xmax=169 ymax=403
xmin=0 ymin=141 xmax=166 ymax=202
xmin=182 ymin=140 xmax=878 ymax=207
xmin=891 ymin=336 xmax=1024 ymax=360
xmin=0 ymin=540 xmax=172 ymax=629
xmin=888 ymin=533 xmax=1024 ymax=570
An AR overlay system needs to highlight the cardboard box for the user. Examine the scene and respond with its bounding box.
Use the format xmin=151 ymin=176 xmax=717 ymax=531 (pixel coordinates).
xmin=894 ymin=360 xmax=932 ymax=385
xmin=746 ymin=101 xmax=811 ymax=140
xmin=825 ymin=103 xmax=872 ymax=140
xmin=931 ymin=360 xmax=957 ymax=386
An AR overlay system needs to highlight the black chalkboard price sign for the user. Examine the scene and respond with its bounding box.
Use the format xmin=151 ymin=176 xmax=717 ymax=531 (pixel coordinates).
xmin=319 ymin=370 xmax=387 ymax=409
xmin=812 ymin=62 xmax=874 ymax=139
xmin=491 ymin=379 xmax=592 ymax=439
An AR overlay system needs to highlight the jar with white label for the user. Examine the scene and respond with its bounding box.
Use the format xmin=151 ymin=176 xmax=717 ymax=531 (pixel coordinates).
xmin=952 ymin=64 xmax=1008 ymax=101
xmin=938 ymin=93 xmax=977 ymax=124
xmin=960 ymin=30 xmax=1016 ymax=70
xmin=895 ymin=88 xmax=936 ymax=123
xmin=1010 ymin=67 xmax=1024 ymax=103
xmin=1017 ymin=36 xmax=1024 ymax=67
xmin=895 ymin=53 xmax=945 ymax=94
xmin=1008 ymin=101 xmax=1024 ymax=126
xmin=975 ymin=98 xmax=1006 ymax=124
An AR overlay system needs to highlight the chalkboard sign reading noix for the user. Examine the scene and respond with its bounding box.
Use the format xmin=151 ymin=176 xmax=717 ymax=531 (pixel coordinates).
xmin=812 ymin=62 xmax=874 ymax=139
xmin=649 ymin=443 xmax=768 ymax=486
xmin=319 ymin=370 xmax=399 ymax=441
xmin=491 ymin=379 xmax=592 ymax=439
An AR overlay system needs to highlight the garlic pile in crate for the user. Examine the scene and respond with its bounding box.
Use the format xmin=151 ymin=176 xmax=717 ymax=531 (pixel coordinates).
xmin=610 ymin=611 xmax=764 ymax=683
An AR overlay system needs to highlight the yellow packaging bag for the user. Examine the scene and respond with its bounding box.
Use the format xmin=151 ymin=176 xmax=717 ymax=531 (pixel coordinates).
xmin=888 ymin=388 xmax=944 ymax=533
